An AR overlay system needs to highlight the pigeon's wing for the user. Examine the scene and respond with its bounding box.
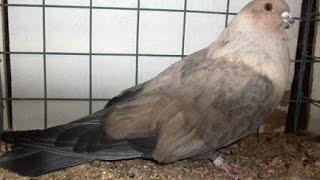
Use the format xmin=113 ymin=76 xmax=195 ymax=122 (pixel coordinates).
xmin=151 ymin=59 xmax=277 ymax=162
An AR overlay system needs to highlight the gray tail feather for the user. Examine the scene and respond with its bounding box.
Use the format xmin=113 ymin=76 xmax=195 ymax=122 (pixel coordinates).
xmin=0 ymin=146 xmax=93 ymax=177
xmin=0 ymin=84 xmax=153 ymax=176
xmin=0 ymin=128 xmax=144 ymax=177
xmin=0 ymin=120 xmax=145 ymax=176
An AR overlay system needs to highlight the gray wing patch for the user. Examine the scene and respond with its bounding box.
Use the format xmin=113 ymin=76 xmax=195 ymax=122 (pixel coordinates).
xmin=177 ymin=58 xmax=276 ymax=150
xmin=203 ymin=63 xmax=276 ymax=148
xmin=212 ymin=74 xmax=274 ymax=118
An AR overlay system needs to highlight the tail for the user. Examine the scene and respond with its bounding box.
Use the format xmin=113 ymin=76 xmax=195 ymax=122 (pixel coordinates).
xmin=0 ymin=110 xmax=153 ymax=176
xmin=0 ymin=126 xmax=94 ymax=176
xmin=0 ymin=82 xmax=156 ymax=176
xmin=0 ymin=145 xmax=92 ymax=177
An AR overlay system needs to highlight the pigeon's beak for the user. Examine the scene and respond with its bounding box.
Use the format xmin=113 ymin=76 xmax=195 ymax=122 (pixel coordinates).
xmin=281 ymin=12 xmax=295 ymax=25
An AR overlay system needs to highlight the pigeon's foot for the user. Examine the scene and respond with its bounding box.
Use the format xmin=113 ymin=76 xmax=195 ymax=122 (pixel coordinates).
xmin=191 ymin=151 xmax=258 ymax=179
xmin=213 ymin=156 xmax=258 ymax=180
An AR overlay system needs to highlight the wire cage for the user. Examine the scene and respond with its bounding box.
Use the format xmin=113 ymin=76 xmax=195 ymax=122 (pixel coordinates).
xmin=0 ymin=0 xmax=318 ymax=133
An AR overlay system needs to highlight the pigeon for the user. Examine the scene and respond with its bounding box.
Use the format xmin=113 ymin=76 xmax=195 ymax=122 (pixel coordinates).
xmin=0 ymin=0 xmax=295 ymax=178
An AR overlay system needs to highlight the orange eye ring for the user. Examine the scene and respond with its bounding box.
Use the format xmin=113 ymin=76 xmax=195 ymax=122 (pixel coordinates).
xmin=264 ymin=3 xmax=273 ymax=12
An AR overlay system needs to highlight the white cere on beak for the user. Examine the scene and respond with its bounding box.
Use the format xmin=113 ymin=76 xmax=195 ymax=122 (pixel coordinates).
xmin=281 ymin=12 xmax=295 ymax=24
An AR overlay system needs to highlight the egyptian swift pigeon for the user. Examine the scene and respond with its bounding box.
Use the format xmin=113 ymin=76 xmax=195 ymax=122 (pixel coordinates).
xmin=0 ymin=0 xmax=295 ymax=177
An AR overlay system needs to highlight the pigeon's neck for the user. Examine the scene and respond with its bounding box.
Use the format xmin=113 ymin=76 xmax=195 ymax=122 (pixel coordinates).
xmin=207 ymin=18 xmax=290 ymax=95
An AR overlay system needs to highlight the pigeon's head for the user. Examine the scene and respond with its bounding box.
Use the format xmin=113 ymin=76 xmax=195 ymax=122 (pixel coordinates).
xmin=240 ymin=0 xmax=295 ymax=31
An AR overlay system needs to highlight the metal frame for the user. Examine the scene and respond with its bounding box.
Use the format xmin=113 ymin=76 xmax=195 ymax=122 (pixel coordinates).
xmin=42 ymin=0 xmax=48 ymax=128
xmin=0 ymin=67 xmax=3 ymax=133
xmin=286 ymin=0 xmax=319 ymax=132
xmin=0 ymin=0 xmax=316 ymax=132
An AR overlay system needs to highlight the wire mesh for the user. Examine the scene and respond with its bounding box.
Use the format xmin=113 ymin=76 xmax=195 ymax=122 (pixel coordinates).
xmin=0 ymin=0 xmax=317 ymax=132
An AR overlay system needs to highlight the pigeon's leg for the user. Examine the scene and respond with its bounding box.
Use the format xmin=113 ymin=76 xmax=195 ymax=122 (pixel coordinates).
xmin=212 ymin=156 xmax=258 ymax=180
xmin=193 ymin=151 xmax=257 ymax=180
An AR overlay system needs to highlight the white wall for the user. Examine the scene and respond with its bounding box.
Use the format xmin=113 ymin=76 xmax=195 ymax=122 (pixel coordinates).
xmin=309 ymin=3 xmax=320 ymax=135
xmin=3 ymin=0 xmax=303 ymax=130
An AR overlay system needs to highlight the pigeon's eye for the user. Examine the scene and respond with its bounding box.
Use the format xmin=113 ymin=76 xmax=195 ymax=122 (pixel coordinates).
xmin=264 ymin=3 xmax=273 ymax=12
